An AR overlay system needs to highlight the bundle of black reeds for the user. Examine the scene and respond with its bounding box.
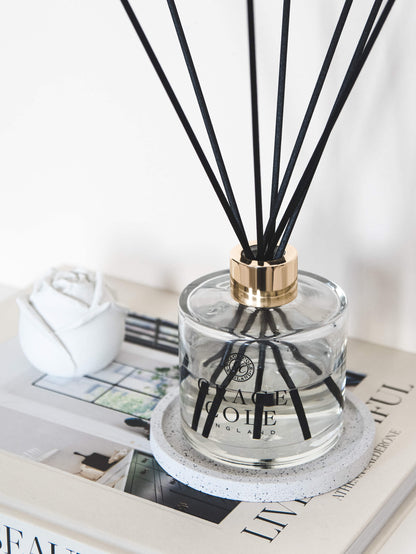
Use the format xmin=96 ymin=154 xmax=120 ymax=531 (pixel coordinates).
xmin=119 ymin=1 xmax=396 ymax=442
xmin=119 ymin=0 xmax=396 ymax=263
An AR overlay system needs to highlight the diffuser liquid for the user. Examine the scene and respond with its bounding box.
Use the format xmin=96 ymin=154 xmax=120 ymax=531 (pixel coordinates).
xmin=179 ymin=270 xmax=348 ymax=469
xmin=180 ymin=354 xmax=345 ymax=468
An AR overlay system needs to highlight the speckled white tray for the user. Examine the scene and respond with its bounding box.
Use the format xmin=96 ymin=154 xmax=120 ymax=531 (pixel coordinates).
xmin=150 ymin=390 xmax=375 ymax=502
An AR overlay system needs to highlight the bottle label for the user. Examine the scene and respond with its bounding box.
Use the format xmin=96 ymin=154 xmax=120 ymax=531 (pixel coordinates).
xmin=224 ymin=354 xmax=255 ymax=382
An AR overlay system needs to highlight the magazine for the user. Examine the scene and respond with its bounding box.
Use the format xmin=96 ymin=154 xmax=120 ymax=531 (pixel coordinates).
xmin=0 ymin=320 xmax=239 ymax=526
xmin=0 ymin=315 xmax=415 ymax=553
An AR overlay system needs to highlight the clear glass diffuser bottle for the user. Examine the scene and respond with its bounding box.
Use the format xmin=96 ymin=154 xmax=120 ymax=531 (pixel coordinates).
xmin=179 ymin=244 xmax=347 ymax=469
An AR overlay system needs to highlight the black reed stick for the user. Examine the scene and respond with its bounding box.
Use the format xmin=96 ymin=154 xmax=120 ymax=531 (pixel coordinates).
xmin=202 ymin=342 xmax=250 ymax=438
xmin=120 ymin=0 xmax=395 ymax=265
xmin=241 ymin=309 xmax=259 ymax=335
xmin=268 ymin=0 xmax=394 ymax=259
xmin=336 ymin=0 xmax=384 ymax=102
xmin=269 ymin=343 xmax=311 ymax=440
xmin=270 ymin=0 xmax=291 ymax=217
xmin=271 ymin=0 xmax=388 ymax=258
xmin=273 ymin=0 xmax=395 ymax=260
xmin=247 ymin=0 xmax=264 ymax=262
xmin=253 ymin=392 xmax=274 ymax=439
xmin=264 ymin=0 xmax=353 ymax=254
xmin=166 ymin=0 xmax=253 ymax=259
xmin=254 ymin=342 xmax=267 ymax=391
xmin=119 ymin=0 xmax=253 ymax=258
xmin=193 ymin=309 xmax=342 ymax=441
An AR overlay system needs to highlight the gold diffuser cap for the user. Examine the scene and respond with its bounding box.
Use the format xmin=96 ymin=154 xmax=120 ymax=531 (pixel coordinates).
xmin=230 ymin=244 xmax=298 ymax=308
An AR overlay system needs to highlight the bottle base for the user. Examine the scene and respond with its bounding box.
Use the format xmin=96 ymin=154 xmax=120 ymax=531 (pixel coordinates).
xmin=182 ymin=418 xmax=344 ymax=469
xmin=150 ymin=391 xmax=375 ymax=502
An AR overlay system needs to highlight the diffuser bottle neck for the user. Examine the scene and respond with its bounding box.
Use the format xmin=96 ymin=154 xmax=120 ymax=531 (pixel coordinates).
xmin=229 ymin=244 xmax=298 ymax=308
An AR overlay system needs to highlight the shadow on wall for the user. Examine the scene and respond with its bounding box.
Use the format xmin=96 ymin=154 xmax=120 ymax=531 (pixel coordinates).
xmin=347 ymin=255 xmax=403 ymax=350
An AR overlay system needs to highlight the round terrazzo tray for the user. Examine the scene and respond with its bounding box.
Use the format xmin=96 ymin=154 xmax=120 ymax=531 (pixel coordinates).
xmin=150 ymin=390 xmax=375 ymax=502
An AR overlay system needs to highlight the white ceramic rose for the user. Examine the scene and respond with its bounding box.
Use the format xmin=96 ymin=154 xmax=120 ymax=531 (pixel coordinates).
xmin=17 ymin=269 xmax=127 ymax=378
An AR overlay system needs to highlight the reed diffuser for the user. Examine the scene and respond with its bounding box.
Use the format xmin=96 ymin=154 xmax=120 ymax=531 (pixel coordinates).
xmin=119 ymin=0 xmax=396 ymax=499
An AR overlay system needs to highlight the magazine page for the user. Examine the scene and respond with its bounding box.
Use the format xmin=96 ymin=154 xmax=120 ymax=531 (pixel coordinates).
xmin=0 ymin=327 xmax=241 ymax=528
xmin=0 ymin=335 xmax=178 ymax=489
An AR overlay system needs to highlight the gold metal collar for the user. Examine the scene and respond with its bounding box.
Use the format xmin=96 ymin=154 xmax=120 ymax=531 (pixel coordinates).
xmin=230 ymin=243 xmax=298 ymax=308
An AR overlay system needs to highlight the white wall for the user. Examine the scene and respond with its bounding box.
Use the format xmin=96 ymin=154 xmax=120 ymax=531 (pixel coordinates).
xmin=0 ymin=1 xmax=415 ymax=352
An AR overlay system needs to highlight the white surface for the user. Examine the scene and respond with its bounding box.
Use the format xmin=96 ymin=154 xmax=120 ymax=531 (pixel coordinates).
xmin=0 ymin=2 xmax=415 ymax=353
xmin=150 ymin=390 xmax=375 ymax=502
xmin=0 ymin=285 xmax=17 ymax=302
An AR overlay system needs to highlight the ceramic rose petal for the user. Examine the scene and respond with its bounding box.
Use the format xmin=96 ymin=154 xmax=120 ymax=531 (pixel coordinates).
xmin=17 ymin=269 xmax=127 ymax=378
